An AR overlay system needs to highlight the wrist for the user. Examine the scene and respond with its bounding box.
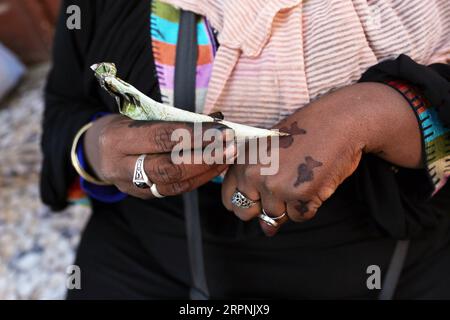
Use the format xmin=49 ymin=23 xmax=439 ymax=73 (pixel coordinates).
xmin=71 ymin=122 xmax=111 ymax=186
xmin=84 ymin=114 xmax=121 ymax=180
xmin=351 ymin=83 xmax=401 ymax=153
xmin=352 ymin=82 xmax=423 ymax=168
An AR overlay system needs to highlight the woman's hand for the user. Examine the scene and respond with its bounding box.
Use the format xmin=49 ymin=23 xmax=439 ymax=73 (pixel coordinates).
xmin=222 ymin=82 xmax=422 ymax=236
xmin=84 ymin=114 xmax=235 ymax=199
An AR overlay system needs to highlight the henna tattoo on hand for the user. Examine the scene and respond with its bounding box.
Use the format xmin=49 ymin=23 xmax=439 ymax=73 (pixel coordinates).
xmin=279 ymin=121 xmax=307 ymax=149
xmin=285 ymin=121 xmax=307 ymax=135
xmin=294 ymin=156 xmax=323 ymax=187
xmin=294 ymin=200 xmax=310 ymax=216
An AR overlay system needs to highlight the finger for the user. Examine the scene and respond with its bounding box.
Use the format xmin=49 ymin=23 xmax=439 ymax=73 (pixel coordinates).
xmin=259 ymin=195 xmax=289 ymax=237
xmin=221 ymin=167 xmax=238 ymax=211
xmin=123 ymin=145 xmax=236 ymax=185
xmin=114 ymin=120 xmax=233 ymax=155
xmin=231 ymin=168 xmax=262 ymax=221
xmin=114 ymin=180 xmax=155 ymax=200
xmin=116 ymin=149 xmax=231 ymax=199
xmin=286 ymin=199 xmax=320 ymax=223
xmin=156 ymin=163 xmax=229 ymax=196
xmin=117 ymin=162 xmax=229 ymax=199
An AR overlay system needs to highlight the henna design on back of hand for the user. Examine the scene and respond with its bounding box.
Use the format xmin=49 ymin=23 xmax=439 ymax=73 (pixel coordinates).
xmin=294 ymin=156 xmax=323 ymax=187
xmin=294 ymin=200 xmax=310 ymax=216
xmin=279 ymin=121 xmax=307 ymax=149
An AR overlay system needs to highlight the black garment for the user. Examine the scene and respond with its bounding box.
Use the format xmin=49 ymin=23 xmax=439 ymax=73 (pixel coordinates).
xmin=67 ymin=184 xmax=450 ymax=299
xmin=361 ymin=54 xmax=450 ymax=126
xmin=43 ymin=0 xmax=450 ymax=299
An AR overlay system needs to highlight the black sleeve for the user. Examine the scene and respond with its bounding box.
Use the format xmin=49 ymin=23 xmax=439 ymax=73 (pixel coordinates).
xmin=359 ymin=54 xmax=450 ymax=199
xmin=360 ymin=54 xmax=450 ymax=125
xmin=40 ymin=0 xmax=105 ymax=211
xmin=354 ymin=54 xmax=450 ymax=238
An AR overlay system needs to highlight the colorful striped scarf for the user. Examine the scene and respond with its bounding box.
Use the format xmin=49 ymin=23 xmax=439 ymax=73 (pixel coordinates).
xmin=150 ymin=0 xmax=217 ymax=113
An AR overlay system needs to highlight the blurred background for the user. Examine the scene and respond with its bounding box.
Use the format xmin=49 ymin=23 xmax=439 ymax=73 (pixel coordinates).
xmin=0 ymin=0 xmax=90 ymax=299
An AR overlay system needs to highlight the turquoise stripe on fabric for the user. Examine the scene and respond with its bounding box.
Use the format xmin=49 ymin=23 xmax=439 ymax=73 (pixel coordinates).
xmin=420 ymin=108 xmax=450 ymax=143
xmin=151 ymin=15 xmax=211 ymax=45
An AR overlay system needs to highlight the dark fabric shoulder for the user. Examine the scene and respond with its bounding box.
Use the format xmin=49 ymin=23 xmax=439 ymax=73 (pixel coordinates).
xmin=360 ymin=54 xmax=450 ymax=125
xmin=41 ymin=0 xmax=102 ymax=210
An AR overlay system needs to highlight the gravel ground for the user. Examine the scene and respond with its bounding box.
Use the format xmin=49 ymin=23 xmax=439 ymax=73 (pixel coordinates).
xmin=0 ymin=63 xmax=91 ymax=300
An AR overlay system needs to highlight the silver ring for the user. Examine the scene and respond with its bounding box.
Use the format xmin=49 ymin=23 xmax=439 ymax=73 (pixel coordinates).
xmin=150 ymin=184 xmax=165 ymax=198
xmin=262 ymin=209 xmax=286 ymax=221
xmin=231 ymin=190 xmax=258 ymax=209
xmin=258 ymin=209 xmax=287 ymax=227
xmin=133 ymin=154 xmax=152 ymax=189
xmin=258 ymin=214 xmax=278 ymax=227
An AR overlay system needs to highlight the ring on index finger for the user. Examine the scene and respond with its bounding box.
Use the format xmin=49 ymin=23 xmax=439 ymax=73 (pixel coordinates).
xmin=133 ymin=154 xmax=152 ymax=189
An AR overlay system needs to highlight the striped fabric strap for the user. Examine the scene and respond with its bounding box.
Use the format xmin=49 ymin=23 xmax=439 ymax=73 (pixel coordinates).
xmin=150 ymin=0 xmax=216 ymax=113
xmin=386 ymin=80 xmax=450 ymax=195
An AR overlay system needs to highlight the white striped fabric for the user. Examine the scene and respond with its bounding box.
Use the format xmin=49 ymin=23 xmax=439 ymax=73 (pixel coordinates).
xmin=163 ymin=0 xmax=450 ymax=128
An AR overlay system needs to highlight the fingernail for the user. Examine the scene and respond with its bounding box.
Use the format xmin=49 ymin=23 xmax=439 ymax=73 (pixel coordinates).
xmin=208 ymin=111 xmax=225 ymax=120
